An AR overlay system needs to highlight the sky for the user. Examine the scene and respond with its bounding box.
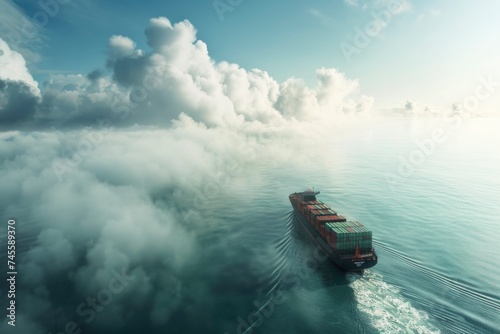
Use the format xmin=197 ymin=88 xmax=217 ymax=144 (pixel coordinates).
xmin=1 ymin=0 xmax=500 ymax=112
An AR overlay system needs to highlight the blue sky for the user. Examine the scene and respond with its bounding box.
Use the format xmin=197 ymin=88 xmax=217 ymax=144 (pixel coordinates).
xmin=2 ymin=0 xmax=500 ymax=110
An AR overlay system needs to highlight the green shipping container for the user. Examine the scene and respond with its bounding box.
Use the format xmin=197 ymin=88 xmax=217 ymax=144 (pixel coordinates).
xmin=325 ymin=221 xmax=373 ymax=251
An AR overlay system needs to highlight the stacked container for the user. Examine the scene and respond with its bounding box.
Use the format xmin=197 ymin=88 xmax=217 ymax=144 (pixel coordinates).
xmin=316 ymin=215 xmax=346 ymax=223
xmin=310 ymin=209 xmax=338 ymax=221
xmin=325 ymin=221 xmax=372 ymax=254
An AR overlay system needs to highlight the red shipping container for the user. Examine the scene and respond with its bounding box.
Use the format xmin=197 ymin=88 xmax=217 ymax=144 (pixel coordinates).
xmin=317 ymin=215 xmax=346 ymax=222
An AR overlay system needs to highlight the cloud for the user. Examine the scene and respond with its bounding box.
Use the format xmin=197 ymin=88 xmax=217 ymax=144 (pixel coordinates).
xmin=403 ymin=100 xmax=440 ymax=117
xmin=217 ymin=61 xmax=281 ymax=123
xmin=145 ymin=17 xmax=196 ymax=53
xmin=316 ymin=67 xmax=359 ymax=109
xmin=0 ymin=15 xmax=381 ymax=333
xmin=0 ymin=79 xmax=40 ymax=125
xmin=373 ymin=100 xmax=441 ymax=118
xmin=107 ymin=35 xmax=137 ymax=63
xmin=405 ymin=99 xmax=415 ymax=111
xmin=275 ymin=67 xmax=372 ymax=121
xmin=0 ymin=15 xmax=373 ymax=129
xmin=0 ymin=38 xmax=40 ymax=92
xmin=0 ymin=129 xmax=209 ymax=333
xmin=276 ymin=78 xmax=319 ymax=121
xmin=0 ymin=38 xmax=41 ymax=127
xmin=0 ymin=115 xmax=332 ymax=333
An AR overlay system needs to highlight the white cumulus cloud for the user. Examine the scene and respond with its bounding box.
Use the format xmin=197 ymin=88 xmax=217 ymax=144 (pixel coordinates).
xmin=0 ymin=15 xmax=381 ymax=333
xmin=0 ymin=38 xmax=40 ymax=93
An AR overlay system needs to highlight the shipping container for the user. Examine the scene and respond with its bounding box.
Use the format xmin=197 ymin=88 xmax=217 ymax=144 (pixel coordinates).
xmin=317 ymin=215 xmax=346 ymax=223
xmin=325 ymin=222 xmax=372 ymax=251
xmin=310 ymin=208 xmax=337 ymax=217
xmin=290 ymin=190 xmax=377 ymax=271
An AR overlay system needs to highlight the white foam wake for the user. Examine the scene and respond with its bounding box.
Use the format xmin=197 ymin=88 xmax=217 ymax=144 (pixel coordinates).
xmin=347 ymin=271 xmax=441 ymax=334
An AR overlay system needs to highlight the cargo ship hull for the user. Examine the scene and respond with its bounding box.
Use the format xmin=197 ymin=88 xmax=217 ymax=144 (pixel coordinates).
xmin=289 ymin=191 xmax=377 ymax=272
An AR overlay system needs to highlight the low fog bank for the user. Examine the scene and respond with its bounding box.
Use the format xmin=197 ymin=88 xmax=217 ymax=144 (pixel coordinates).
xmin=0 ymin=16 xmax=377 ymax=333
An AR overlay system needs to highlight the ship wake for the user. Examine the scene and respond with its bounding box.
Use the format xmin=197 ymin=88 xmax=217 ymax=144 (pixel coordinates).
xmin=347 ymin=271 xmax=441 ymax=334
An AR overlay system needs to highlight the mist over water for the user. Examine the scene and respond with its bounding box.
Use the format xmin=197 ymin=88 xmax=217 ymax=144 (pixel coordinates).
xmin=1 ymin=117 xmax=499 ymax=333
xmin=187 ymin=116 xmax=500 ymax=334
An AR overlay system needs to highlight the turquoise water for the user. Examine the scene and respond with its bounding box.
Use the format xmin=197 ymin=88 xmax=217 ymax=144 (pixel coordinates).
xmin=1 ymin=117 xmax=499 ymax=333
xmin=192 ymin=117 xmax=500 ymax=333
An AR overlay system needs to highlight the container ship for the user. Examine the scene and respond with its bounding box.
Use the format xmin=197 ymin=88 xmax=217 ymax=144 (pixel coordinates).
xmin=289 ymin=189 xmax=377 ymax=272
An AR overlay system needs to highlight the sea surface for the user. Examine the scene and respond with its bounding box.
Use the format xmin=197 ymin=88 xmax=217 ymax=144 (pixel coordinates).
xmin=190 ymin=117 xmax=500 ymax=334
xmin=3 ymin=117 xmax=500 ymax=333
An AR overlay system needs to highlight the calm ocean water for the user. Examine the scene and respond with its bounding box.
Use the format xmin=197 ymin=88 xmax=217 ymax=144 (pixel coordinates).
xmin=3 ymin=117 xmax=499 ymax=333
xmin=192 ymin=117 xmax=500 ymax=334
